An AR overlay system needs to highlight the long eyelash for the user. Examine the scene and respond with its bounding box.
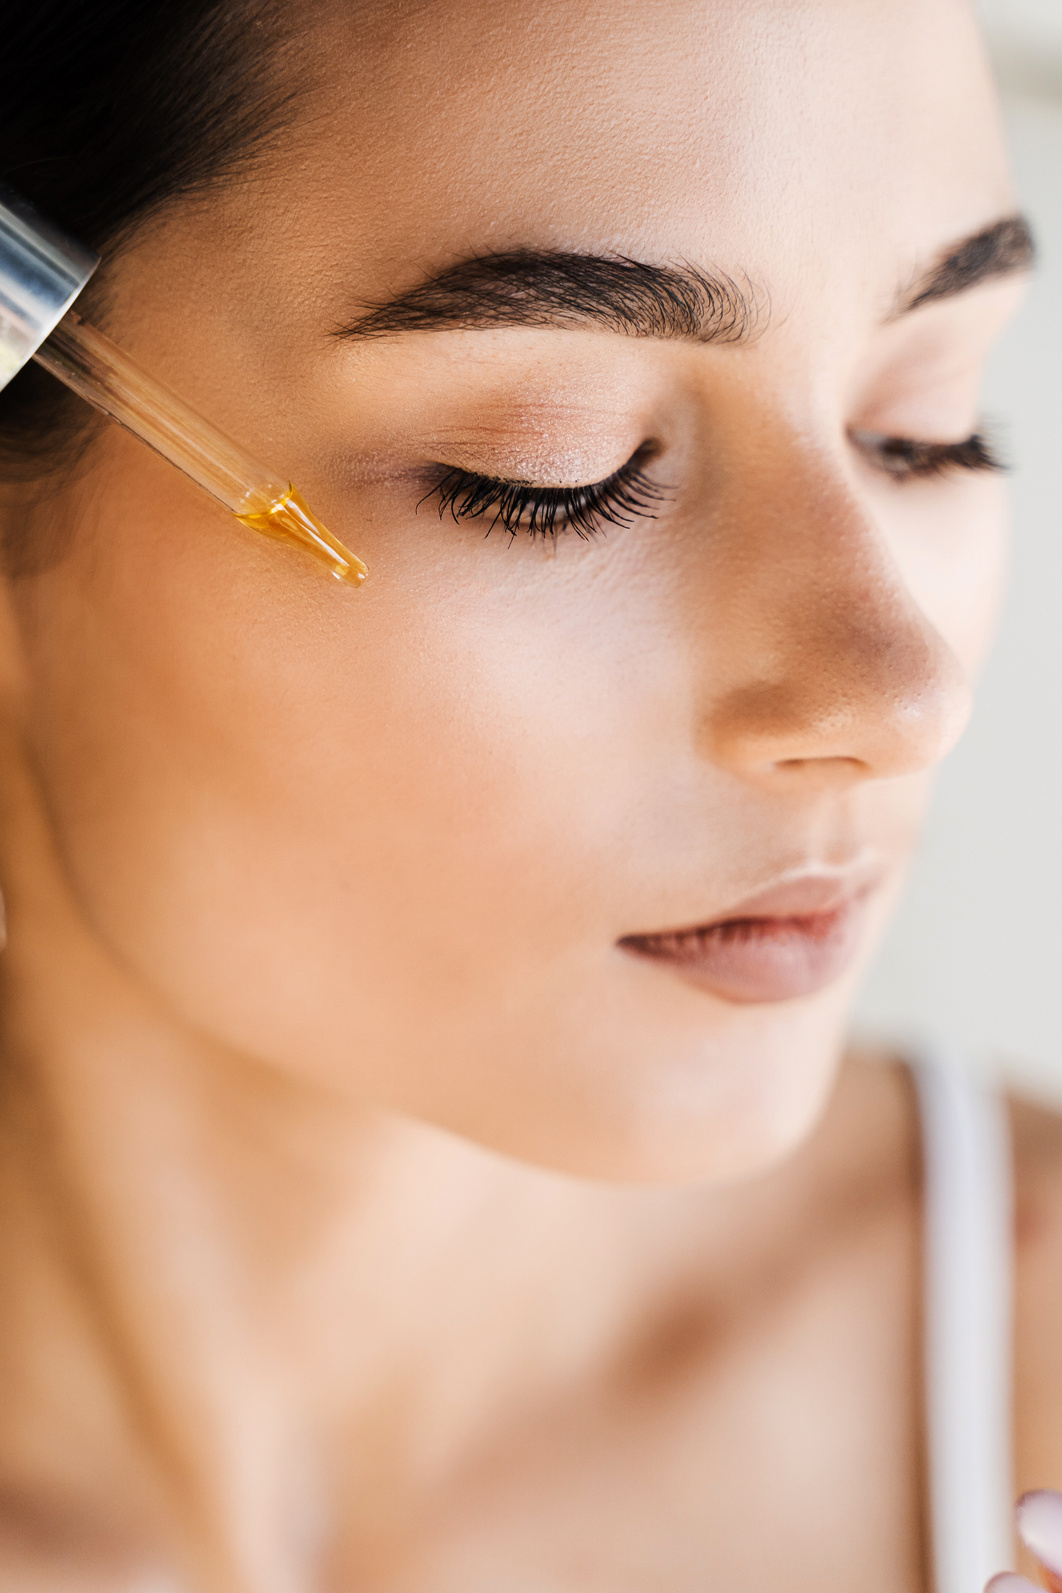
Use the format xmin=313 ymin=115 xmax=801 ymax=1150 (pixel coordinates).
xmin=422 ymin=452 xmax=668 ymax=541
xmin=857 ymin=429 xmax=1006 ymax=480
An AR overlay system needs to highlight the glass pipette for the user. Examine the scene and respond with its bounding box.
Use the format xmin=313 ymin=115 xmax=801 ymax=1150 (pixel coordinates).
xmin=34 ymin=313 xmax=367 ymax=585
xmin=0 ymin=185 xmax=366 ymax=586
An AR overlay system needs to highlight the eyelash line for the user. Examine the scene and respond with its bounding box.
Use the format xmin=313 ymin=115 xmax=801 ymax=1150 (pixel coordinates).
xmin=854 ymin=428 xmax=1006 ymax=480
xmin=420 ymin=450 xmax=668 ymax=541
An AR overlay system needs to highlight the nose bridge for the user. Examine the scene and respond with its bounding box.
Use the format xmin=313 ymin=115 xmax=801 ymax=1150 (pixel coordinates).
xmin=699 ymin=447 xmax=972 ymax=779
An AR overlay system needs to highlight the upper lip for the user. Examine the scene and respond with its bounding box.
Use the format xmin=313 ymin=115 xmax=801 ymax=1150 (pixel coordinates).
xmin=621 ymin=860 xmax=885 ymax=942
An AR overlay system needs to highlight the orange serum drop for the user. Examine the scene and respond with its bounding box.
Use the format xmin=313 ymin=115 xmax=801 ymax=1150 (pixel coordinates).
xmin=235 ymin=485 xmax=367 ymax=585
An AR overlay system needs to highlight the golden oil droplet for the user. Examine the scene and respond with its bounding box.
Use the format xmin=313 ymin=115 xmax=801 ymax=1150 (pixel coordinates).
xmin=235 ymin=485 xmax=367 ymax=585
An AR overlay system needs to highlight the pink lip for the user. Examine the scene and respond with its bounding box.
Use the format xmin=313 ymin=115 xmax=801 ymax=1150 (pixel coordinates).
xmin=619 ymin=872 xmax=879 ymax=1005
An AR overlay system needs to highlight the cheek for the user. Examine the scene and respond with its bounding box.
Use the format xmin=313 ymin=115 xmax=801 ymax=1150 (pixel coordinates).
xmin=16 ymin=458 xmax=673 ymax=1037
xmin=876 ymin=472 xmax=1009 ymax=677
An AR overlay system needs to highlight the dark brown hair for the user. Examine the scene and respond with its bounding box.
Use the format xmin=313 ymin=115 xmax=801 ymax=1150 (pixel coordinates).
xmin=0 ymin=0 xmax=302 ymax=479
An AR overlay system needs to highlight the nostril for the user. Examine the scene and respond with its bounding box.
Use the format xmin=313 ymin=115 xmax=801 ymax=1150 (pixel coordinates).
xmin=701 ymin=596 xmax=972 ymax=782
xmin=772 ymin=754 xmax=869 ymax=773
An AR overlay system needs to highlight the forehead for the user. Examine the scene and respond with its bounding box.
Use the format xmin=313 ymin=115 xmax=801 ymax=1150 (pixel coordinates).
xmin=286 ymin=0 xmax=1011 ymax=322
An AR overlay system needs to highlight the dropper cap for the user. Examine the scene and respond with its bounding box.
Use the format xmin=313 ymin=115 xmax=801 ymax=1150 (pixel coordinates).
xmin=0 ymin=187 xmax=98 ymax=389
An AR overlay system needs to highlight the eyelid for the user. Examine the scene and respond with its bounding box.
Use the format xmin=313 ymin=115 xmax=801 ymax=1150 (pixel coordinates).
xmin=431 ymin=434 xmax=663 ymax=491
xmin=410 ymin=403 xmax=652 ymax=485
xmin=851 ymin=283 xmax=1025 ymax=428
xmin=424 ymin=439 xmax=643 ymax=490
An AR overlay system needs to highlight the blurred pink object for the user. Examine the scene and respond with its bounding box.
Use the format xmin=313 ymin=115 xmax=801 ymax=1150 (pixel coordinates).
xmin=1018 ymin=1491 xmax=1062 ymax=1577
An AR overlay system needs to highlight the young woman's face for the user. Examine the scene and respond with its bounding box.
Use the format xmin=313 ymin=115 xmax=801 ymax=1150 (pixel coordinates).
xmin=8 ymin=0 xmax=1025 ymax=1178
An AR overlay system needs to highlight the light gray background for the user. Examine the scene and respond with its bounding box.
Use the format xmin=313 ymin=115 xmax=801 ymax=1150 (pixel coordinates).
xmin=854 ymin=4 xmax=1062 ymax=1101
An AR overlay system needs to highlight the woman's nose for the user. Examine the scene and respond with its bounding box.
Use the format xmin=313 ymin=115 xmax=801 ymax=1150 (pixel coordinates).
xmin=696 ymin=453 xmax=973 ymax=784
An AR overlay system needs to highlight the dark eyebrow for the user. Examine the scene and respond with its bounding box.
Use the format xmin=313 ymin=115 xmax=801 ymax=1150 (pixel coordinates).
xmin=334 ymin=250 xmax=762 ymax=344
xmin=898 ymin=214 xmax=1035 ymax=314
xmin=334 ymin=218 xmax=1033 ymax=347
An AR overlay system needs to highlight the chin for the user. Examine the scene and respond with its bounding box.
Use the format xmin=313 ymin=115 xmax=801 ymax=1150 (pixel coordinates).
xmin=598 ymin=1025 xmax=846 ymax=1187
xmin=523 ymin=909 xmax=887 ymax=1187
xmin=439 ymin=976 xmax=856 ymax=1189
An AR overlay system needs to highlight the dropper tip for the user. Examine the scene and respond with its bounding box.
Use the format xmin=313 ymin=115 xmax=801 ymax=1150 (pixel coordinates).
xmin=335 ymin=564 xmax=368 ymax=587
xmin=235 ymin=484 xmax=368 ymax=586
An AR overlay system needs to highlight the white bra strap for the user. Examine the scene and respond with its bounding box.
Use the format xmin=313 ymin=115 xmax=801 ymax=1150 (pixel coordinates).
xmin=914 ymin=1051 xmax=1015 ymax=1593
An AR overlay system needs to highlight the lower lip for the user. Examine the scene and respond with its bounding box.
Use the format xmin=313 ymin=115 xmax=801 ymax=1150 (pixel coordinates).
xmin=619 ymin=896 xmax=869 ymax=1004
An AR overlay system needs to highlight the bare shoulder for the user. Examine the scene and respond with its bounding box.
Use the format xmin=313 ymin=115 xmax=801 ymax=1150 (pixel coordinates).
xmin=1011 ymin=1088 xmax=1062 ymax=1496
xmin=1011 ymin=1088 xmax=1062 ymax=1265
xmin=1011 ymin=1089 xmax=1062 ymax=1178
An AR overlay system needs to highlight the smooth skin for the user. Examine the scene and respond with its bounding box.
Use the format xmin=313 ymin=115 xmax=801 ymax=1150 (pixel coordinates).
xmin=1 ymin=0 xmax=1061 ymax=1589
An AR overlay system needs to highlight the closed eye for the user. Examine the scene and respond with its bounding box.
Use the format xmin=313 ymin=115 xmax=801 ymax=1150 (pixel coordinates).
xmin=418 ymin=426 xmax=999 ymax=546
xmin=852 ymin=428 xmax=1005 ymax=481
xmin=420 ymin=444 xmax=669 ymax=541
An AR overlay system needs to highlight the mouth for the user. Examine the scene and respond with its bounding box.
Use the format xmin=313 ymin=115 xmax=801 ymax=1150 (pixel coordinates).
xmin=618 ymin=871 xmax=880 ymax=1005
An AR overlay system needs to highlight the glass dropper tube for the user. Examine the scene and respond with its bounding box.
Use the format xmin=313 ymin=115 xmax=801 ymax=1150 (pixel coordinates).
xmin=33 ymin=312 xmax=368 ymax=586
